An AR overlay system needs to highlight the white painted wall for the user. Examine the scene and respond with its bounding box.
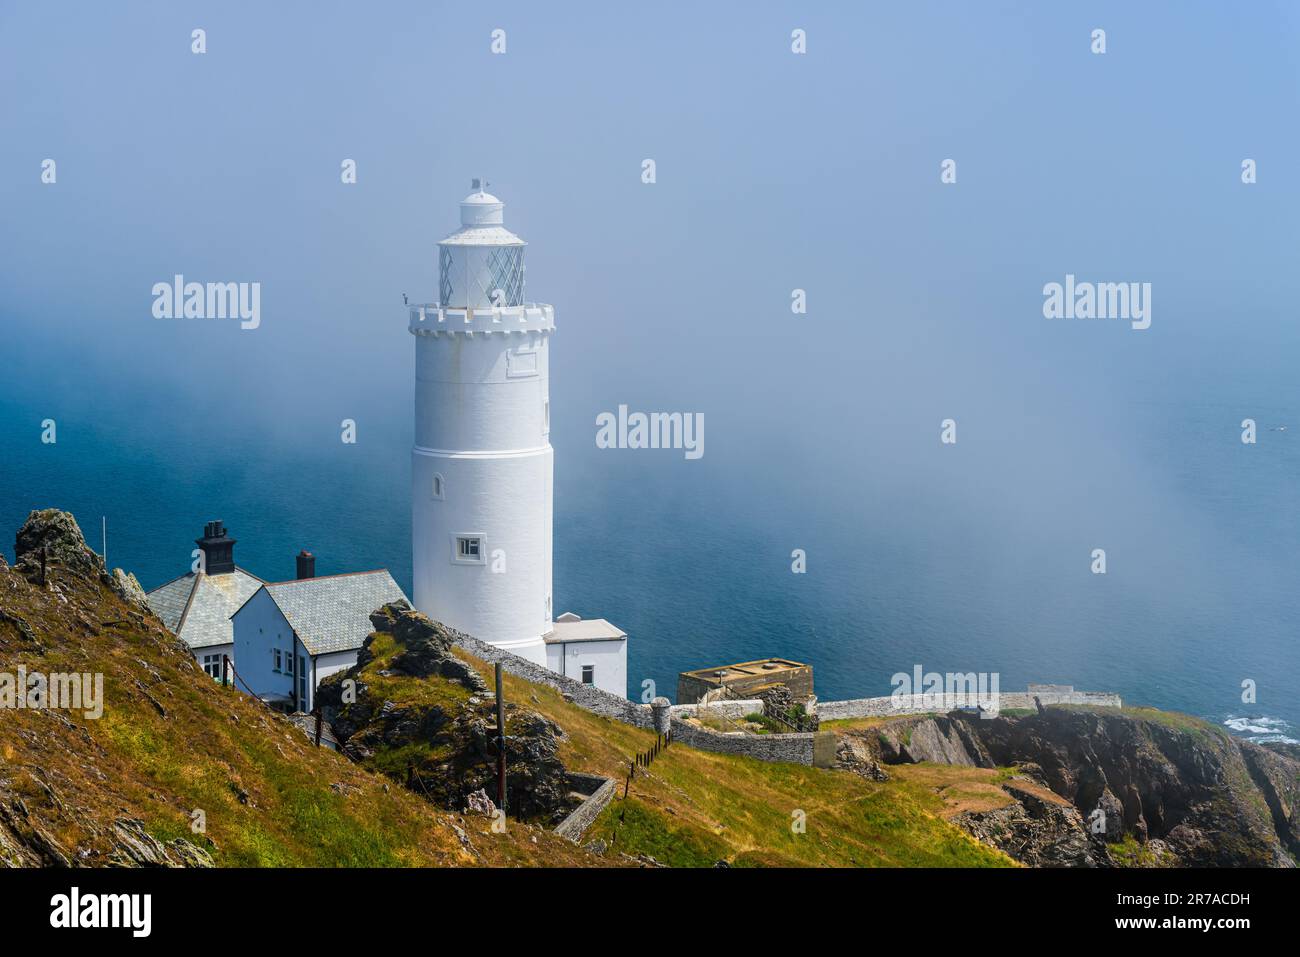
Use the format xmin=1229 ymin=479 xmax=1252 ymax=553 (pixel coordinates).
xmin=545 ymin=640 xmax=627 ymax=698
xmin=231 ymin=589 xmax=302 ymax=707
xmin=314 ymin=650 xmax=358 ymax=688
xmin=411 ymin=193 xmax=552 ymax=667
xmin=232 ymin=590 xmax=365 ymax=713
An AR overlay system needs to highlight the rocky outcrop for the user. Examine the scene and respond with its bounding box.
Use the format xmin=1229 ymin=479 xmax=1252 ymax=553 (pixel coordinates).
xmin=365 ymin=601 xmax=487 ymax=692
xmin=954 ymin=779 xmax=1111 ymax=867
xmin=858 ymin=709 xmax=1300 ymax=867
xmin=876 ymin=714 xmax=993 ymax=766
xmin=1238 ymin=741 xmax=1300 ymax=860
xmin=14 ymin=509 xmax=106 ymax=581
xmin=11 ymin=509 xmax=155 ymax=615
xmin=834 ymin=734 xmax=889 ymax=781
xmin=319 ymin=603 xmax=576 ymax=823
xmin=0 ymin=783 xmax=212 ymax=868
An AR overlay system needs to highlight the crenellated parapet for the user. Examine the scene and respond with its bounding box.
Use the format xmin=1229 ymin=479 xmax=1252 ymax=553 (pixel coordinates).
xmin=408 ymin=302 xmax=555 ymax=337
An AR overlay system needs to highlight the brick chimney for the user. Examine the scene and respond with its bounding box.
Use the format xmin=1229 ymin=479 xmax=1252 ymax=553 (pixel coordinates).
xmin=195 ymin=520 xmax=236 ymax=575
xmin=296 ymin=550 xmax=316 ymax=580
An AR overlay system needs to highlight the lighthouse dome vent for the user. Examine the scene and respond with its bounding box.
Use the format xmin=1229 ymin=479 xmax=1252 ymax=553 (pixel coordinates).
xmin=460 ymin=181 xmax=504 ymax=227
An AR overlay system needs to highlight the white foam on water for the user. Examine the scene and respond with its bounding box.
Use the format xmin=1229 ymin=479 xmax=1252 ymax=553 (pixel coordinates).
xmin=1223 ymin=715 xmax=1298 ymax=744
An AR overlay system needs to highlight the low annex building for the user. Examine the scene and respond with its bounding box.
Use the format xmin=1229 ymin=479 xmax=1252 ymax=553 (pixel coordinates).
xmin=677 ymin=657 xmax=813 ymax=706
xmin=546 ymin=612 xmax=627 ymax=693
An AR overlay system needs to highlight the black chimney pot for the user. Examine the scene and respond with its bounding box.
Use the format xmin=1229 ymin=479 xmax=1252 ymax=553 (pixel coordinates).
xmin=195 ymin=520 xmax=236 ymax=575
xmin=296 ymin=550 xmax=316 ymax=580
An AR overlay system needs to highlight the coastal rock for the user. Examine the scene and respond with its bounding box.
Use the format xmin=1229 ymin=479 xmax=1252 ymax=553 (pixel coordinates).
xmin=109 ymin=568 xmax=151 ymax=614
xmin=464 ymin=788 xmax=496 ymax=817
xmin=955 ymin=781 xmax=1110 ymax=868
xmin=367 ymin=600 xmax=486 ymax=691
xmin=867 ymin=708 xmax=1299 ymax=867
xmin=107 ymin=818 xmax=214 ymax=868
xmin=14 ymin=509 xmax=104 ymax=582
xmin=1238 ymin=740 xmax=1300 ymax=859
xmin=834 ymin=735 xmax=889 ymax=781
xmin=321 ymin=604 xmax=572 ymax=822
xmin=876 ymin=715 xmax=994 ymax=767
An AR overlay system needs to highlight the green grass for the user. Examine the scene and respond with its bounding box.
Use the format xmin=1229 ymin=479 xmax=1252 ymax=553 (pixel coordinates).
xmin=454 ymin=650 xmax=1012 ymax=868
xmin=0 ymin=561 xmax=598 ymax=868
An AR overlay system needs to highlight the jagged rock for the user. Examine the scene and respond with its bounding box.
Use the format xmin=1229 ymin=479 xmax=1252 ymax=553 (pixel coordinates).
xmin=871 ymin=708 xmax=1300 ymax=867
xmin=1237 ymin=741 xmax=1300 ymax=860
xmin=109 ymin=568 xmax=151 ymax=614
xmin=1088 ymin=788 xmax=1125 ymax=842
xmin=14 ymin=509 xmax=104 ymax=582
xmin=0 ymin=610 xmax=39 ymax=645
xmin=107 ymin=819 xmax=213 ymax=868
xmin=876 ymin=715 xmax=994 ymax=767
xmin=955 ymin=781 xmax=1111 ymax=867
xmin=321 ymin=604 xmax=573 ymax=822
xmin=365 ymin=600 xmax=486 ymax=691
xmin=834 ymin=735 xmax=889 ymax=781
xmin=464 ymin=788 xmax=496 ymax=817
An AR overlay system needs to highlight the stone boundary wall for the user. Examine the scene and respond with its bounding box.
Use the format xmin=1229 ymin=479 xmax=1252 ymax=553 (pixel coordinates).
xmin=669 ymin=699 xmax=765 ymax=721
xmin=668 ymin=716 xmax=816 ymax=765
xmin=451 ymin=630 xmax=655 ymax=728
xmin=554 ymin=776 xmax=617 ymax=842
xmin=450 ymin=629 xmax=1121 ymax=768
xmin=817 ymin=690 xmax=1123 ymax=721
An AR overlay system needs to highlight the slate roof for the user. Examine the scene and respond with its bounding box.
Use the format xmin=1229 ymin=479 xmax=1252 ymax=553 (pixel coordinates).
xmin=146 ymin=569 xmax=264 ymax=650
xmin=545 ymin=615 xmax=627 ymax=645
xmin=256 ymin=570 xmax=407 ymax=656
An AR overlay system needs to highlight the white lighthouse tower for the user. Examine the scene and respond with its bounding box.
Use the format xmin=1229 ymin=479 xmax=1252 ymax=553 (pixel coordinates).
xmin=409 ymin=181 xmax=554 ymax=666
xmin=409 ymin=182 xmax=629 ymax=696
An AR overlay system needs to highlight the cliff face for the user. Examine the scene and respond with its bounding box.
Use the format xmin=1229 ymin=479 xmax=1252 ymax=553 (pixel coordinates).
xmin=851 ymin=708 xmax=1300 ymax=867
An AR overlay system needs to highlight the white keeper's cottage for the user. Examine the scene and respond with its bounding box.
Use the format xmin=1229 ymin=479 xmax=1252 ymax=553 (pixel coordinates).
xmin=147 ymin=521 xmax=408 ymax=712
xmin=229 ymin=567 xmax=406 ymax=713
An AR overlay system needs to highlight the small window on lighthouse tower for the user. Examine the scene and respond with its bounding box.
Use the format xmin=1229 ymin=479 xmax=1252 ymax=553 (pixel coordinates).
xmin=453 ymin=535 xmax=485 ymax=564
xmin=543 ymin=400 xmax=550 ymax=435
xmin=432 ymin=473 xmax=444 ymax=500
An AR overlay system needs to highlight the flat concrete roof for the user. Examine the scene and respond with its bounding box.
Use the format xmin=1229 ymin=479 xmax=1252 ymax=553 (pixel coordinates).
xmin=545 ymin=617 xmax=627 ymax=644
xmin=680 ymin=658 xmax=809 ymax=686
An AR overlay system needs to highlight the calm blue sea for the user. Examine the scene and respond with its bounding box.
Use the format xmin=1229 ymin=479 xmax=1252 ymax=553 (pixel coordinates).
xmin=0 ymin=351 xmax=1295 ymax=747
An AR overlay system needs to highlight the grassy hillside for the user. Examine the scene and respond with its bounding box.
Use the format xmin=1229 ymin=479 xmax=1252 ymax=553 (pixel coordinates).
xmin=0 ymin=512 xmax=593 ymax=867
xmin=457 ymin=649 xmax=1014 ymax=867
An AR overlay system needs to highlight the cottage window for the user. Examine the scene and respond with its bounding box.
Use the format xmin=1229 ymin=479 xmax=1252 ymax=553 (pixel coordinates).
xmin=581 ymin=665 xmax=594 ymax=685
xmin=202 ymin=653 xmax=223 ymax=680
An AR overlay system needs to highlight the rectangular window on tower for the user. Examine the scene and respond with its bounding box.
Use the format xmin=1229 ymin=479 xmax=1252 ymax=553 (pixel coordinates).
xmin=507 ymin=348 xmax=538 ymax=378
xmin=453 ymin=535 xmax=485 ymax=565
